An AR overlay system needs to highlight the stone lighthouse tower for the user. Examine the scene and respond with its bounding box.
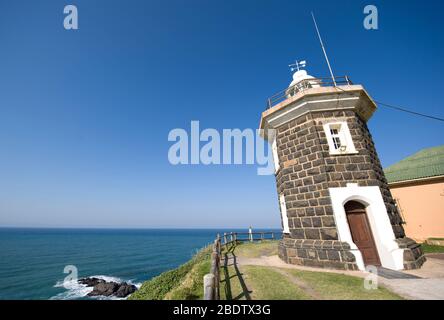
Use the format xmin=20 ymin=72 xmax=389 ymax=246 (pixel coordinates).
xmin=260 ymin=67 xmax=425 ymax=271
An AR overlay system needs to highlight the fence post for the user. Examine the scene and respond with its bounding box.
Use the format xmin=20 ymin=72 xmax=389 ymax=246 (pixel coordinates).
xmin=215 ymin=249 xmax=220 ymax=300
xmin=211 ymin=238 xmax=220 ymax=300
xmin=204 ymin=230 xmax=277 ymax=299
xmin=203 ymin=274 xmax=215 ymax=300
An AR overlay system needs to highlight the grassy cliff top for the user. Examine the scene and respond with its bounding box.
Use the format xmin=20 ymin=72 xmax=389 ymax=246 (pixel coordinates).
xmin=129 ymin=245 xmax=212 ymax=300
xmin=130 ymin=240 xmax=403 ymax=300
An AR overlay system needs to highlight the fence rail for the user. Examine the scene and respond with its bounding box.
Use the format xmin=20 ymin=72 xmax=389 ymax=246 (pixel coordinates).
xmin=222 ymin=231 xmax=275 ymax=246
xmin=204 ymin=236 xmax=221 ymax=300
xmin=266 ymin=75 xmax=353 ymax=110
xmin=203 ymin=230 xmax=276 ymax=300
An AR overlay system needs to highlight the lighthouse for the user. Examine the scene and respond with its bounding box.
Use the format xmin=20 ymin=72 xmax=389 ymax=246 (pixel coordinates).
xmin=260 ymin=66 xmax=425 ymax=271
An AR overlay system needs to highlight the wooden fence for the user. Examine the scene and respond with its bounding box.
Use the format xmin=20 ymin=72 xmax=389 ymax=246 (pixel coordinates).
xmin=203 ymin=230 xmax=276 ymax=300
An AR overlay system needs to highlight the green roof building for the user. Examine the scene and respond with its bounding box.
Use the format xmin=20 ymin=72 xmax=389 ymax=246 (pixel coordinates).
xmin=384 ymin=145 xmax=444 ymax=242
xmin=385 ymin=145 xmax=444 ymax=184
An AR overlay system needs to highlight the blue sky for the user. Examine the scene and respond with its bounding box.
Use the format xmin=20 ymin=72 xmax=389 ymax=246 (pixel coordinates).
xmin=0 ymin=0 xmax=442 ymax=228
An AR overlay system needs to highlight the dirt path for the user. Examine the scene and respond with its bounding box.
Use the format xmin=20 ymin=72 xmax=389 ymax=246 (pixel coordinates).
xmin=237 ymin=255 xmax=367 ymax=278
xmin=378 ymin=255 xmax=444 ymax=300
xmin=237 ymin=254 xmax=444 ymax=300
xmin=273 ymin=268 xmax=323 ymax=300
xmin=226 ymin=252 xmax=321 ymax=300
xmin=236 ymin=254 xmax=327 ymax=299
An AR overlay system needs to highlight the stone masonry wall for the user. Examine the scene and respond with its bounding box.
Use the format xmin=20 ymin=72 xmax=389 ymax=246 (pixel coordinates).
xmin=274 ymin=109 xmax=424 ymax=269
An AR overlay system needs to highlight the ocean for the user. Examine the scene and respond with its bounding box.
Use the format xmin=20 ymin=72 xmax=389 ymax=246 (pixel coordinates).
xmin=0 ymin=228 xmax=279 ymax=300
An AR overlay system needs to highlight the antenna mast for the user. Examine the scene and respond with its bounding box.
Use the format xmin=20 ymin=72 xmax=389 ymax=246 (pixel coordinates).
xmin=311 ymin=12 xmax=336 ymax=86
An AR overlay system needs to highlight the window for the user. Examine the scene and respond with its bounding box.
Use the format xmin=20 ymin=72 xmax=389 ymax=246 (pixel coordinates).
xmin=323 ymin=122 xmax=357 ymax=155
xmin=272 ymin=137 xmax=280 ymax=173
xmin=279 ymin=194 xmax=290 ymax=233
xmin=330 ymin=126 xmax=342 ymax=150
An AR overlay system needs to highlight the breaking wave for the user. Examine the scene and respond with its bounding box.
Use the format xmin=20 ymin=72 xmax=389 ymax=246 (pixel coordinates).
xmin=51 ymin=275 xmax=142 ymax=300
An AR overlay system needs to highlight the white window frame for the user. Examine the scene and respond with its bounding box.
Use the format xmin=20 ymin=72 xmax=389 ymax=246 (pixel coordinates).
xmin=279 ymin=194 xmax=290 ymax=234
xmin=323 ymin=121 xmax=357 ymax=155
xmin=271 ymin=136 xmax=280 ymax=173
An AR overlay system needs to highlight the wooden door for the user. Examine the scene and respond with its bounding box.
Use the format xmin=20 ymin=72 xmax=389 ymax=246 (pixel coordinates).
xmin=345 ymin=201 xmax=381 ymax=266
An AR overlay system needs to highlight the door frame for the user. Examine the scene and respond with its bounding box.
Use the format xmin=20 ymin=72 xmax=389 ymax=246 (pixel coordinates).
xmin=344 ymin=201 xmax=381 ymax=266
xmin=329 ymin=184 xmax=405 ymax=271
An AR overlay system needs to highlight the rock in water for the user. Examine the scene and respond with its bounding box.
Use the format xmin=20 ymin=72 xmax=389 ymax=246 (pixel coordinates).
xmin=78 ymin=277 xmax=104 ymax=287
xmin=79 ymin=277 xmax=137 ymax=298
xmin=88 ymin=282 xmax=119 ymax=296
xmin=115 ymin=282 xmax=137 ymax=297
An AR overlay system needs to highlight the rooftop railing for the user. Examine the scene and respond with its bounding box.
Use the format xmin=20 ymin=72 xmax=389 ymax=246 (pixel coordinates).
xmin=266 ymin=75 xmax=353 ymax=110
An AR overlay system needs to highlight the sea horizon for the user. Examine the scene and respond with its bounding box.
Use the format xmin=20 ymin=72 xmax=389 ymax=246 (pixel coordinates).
xmin=0 ymin=226 xmax=280 ymax=230
xmin=0 ymin=227 xmax=280 ymax=300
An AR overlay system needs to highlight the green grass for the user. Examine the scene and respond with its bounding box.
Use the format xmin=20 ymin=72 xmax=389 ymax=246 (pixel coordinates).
xmin=220 ymin=263 xmax=401 ymax=300
xmin=228 ymin=240 xmax=278 ymax=258
xmin=220 ymin=264 xmax=310 ymax=300
xmin=220 ymin=264 xmax=248 ymax=300
xmin=285 ymin=269 xmax=402 ymax=300
xmin=129 ymin=246 xmax=211 ymax=300
xmin=131 ymin=241 xmax=403 ymax=300
xmin=220 ymin=241 xmax=401 ymax=300
xmin=166 ymin=258 xmax=211 ymax=300
xmin=243 ymin=266 xmax=311 ymax=300
xmin=421 ymin=243 xmax=444 ymax=254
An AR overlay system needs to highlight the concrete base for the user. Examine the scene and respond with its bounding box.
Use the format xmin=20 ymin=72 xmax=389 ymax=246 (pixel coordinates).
xmin=396 ymin=237 xmax=427 ymax=270
xmin=279 ymin=237 xmax=426 ymax=271
xmin=278 ymin=238 xmax=359 ymax=271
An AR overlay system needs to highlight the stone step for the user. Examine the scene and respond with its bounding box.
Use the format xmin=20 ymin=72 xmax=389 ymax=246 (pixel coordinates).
xmin=376 ymin=267 xmax=421 ymax=279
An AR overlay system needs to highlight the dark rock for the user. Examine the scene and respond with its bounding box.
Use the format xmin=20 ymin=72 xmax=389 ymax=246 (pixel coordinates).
xmin=78 ymin=277 xmax=105 ymax=287
xmin=115 ymin=283 xmax=137 ymax=298
xmin=79 ymin=277 xmax=137 ymax=298
xmin=88 ymin=282 xmax=119 ymax=297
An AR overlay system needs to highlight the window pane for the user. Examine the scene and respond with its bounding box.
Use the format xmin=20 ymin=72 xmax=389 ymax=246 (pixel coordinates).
xmin=333 ymin=137 xmax=341 ymax=149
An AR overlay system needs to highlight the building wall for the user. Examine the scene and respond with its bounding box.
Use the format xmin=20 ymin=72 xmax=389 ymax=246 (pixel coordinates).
xmin=391 ymin=178 xmax=444 ymax=242
xmin=275 ymin=110 xmax=406 ymax=241
xmin=274 ymin=109 xmax=425 ymax=269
